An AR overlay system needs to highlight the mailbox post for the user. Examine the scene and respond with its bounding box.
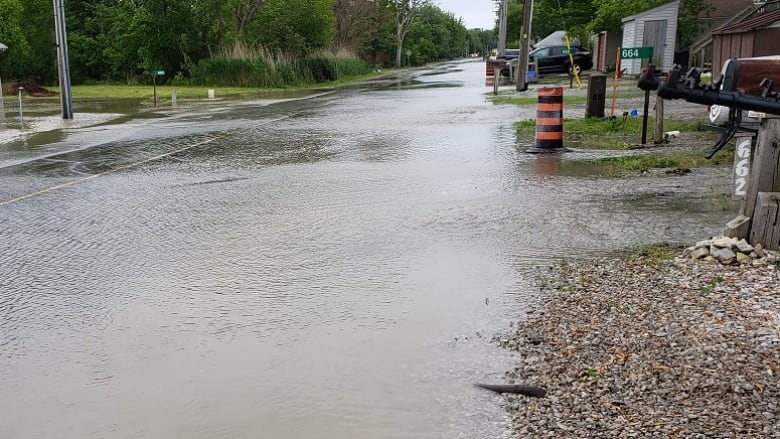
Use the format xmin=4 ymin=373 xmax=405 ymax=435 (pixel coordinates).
xmin=620 ymin=47 xmax=654 ymax=144
xmin=153 ymin=70 xmax=164 ymax=108
xmin=639 ymin=59 xmax=780 ymax=250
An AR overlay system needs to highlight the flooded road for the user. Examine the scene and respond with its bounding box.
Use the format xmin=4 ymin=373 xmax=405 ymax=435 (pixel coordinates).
xmin=0 ymin=61 xmax=732 ymax=438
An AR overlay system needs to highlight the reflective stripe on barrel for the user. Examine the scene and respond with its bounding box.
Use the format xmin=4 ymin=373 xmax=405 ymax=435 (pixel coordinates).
xmin=535 ymin=87 xmax=564 ymax=150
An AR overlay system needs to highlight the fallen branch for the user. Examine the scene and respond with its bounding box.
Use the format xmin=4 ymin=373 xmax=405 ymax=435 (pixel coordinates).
xmin=474 ymin=383 xmax=547 ymax=397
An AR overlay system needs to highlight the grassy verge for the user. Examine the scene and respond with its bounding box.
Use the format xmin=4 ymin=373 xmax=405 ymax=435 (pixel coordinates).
xmin=514 ymin=116 xmax=708 ymax=150
xmin=41 ymin=69 xmax=392 ymax=101
xmin=490 ymin=95 xmax=588 ymax=105
xmin=589 ymin=152 xmax=730 ymax=173
xmin=516 ymin=115 xmax=733 ymax=174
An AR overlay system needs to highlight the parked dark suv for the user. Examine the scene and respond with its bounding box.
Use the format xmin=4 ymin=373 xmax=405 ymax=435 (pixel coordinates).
xmin=529 ymin=45 xmax=593 ymax=75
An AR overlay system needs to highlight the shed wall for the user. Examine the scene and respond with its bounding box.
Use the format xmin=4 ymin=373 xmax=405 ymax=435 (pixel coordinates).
xmin=621 ymin=1 xmax=679 ymax=74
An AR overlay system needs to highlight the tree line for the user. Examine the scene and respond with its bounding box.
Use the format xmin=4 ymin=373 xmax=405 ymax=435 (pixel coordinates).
xmin=0 ymin=0 xmax=493 ymax=87
xmin=502 ymin=0 xmax=712 ymax=52
xmin=0 ymin=0 xmax=711 ymax=87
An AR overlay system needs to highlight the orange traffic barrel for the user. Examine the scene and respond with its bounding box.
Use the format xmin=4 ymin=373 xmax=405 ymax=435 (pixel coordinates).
xmin=528 ymin=87 xmax=566 ymax=153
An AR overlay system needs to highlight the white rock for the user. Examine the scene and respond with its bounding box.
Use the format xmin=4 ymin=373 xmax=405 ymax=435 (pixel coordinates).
xmin=712 ymin=236 xmax=737 ymax=249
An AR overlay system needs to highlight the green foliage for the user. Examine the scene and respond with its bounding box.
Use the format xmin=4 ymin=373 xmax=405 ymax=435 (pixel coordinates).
xmin=469 ymin=29 xmax=495 ymax=55
xmin=533 ymin=0 xmax=596 ymax=46
xmin=584 ymin=368 xmax=599 ymax=377
xmin=252 ymin=0 xmax=335 ymax=54
xmin=588 ymin=0 xmax=713 ymax=48
xmin=1 ymin=0 xmax=472 ymax=85
xmin=0 ymin=0 xmax=32 ymax=78
xmin=700 ymin=276 xmax=724 ymax=295
xmin=186 ymin=52 xmax=372 ymax=87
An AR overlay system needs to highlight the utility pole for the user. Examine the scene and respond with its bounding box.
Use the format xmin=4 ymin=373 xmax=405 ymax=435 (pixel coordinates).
xmin=497 ymin=0 xmax=508 ymax=56
xmin=53 ymin=0 xmax=74 ymax=119
xmin=0 ymin=43 xmax=7 ymax=119
xmin=517 ymin=0 xmax=534 ymax=92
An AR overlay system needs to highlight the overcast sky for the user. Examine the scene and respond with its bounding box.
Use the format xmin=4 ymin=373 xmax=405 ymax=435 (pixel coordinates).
xmin=435 ymin=0 xmax=497 ymax=30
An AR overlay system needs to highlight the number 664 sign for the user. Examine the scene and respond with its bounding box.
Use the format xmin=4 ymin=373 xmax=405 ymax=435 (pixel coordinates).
xmin=734 ymin=138 xmax=752 ymax=198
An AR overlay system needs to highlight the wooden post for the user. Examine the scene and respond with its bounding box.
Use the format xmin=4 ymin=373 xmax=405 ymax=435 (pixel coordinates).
xmin=749 ymin=192 xmax=780 ymax=248
xmin=732 ymin=135 xmax=754 ymax=200
xmin=516 ymin=0 xmax=533 ymax=92
xmin=654 ymin=95 xmax=664 ymax=144
xmin=730 ymin=117 xmax=780 ymax=250
xmin=641 ymin=89 xmax=650 ymax=145
xmin=610 ymin=48 xmax=621 ymax=118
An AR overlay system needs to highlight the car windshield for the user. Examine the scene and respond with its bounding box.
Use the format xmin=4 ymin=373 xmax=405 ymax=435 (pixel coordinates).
xmin=530 ymin=47 xmax=551 ymax=57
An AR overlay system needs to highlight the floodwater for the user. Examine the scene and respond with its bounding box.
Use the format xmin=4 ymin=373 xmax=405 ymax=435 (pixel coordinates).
xmin=0 ymin=61 xmax=732 ymax=439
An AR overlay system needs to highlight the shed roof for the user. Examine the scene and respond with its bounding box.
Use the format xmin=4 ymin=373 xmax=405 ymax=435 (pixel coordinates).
xmin=708 ymin=0 xmax=756 ymax=18
xmin=713 ymin=2 xmax=780 ymax=34
xmin=622 ymin=0 xmax=680 ymax=23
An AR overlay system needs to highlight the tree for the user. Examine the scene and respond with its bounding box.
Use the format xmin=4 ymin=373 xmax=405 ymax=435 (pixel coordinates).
xmin=252 ymin=0 xmax=335 ymax=54
xmin=386 ymin=0 xmax=431 ymax=67
xmin=589 ymin=0 xmax=662 ymax=33
xmin=332 ymin=0 xmax=383 ymax=55
xmin=468 ymin=28 xmax=495 ymax=55
xmin=532 ymin=0 xmax=595 ymax=46
xmin=589 ymin=0 xmax=713 ymax=49
xmin=19 ymin=0 xmax=58 ymax=82
xmin=0 ymin=0 xmax=32 ymax=80
xmin=677 ymin=0 xmax=714 ymax=48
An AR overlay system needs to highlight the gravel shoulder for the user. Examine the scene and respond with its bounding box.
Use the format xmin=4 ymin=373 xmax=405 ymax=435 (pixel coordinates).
xmin=501 ymin=249 xmax=780 ymax=438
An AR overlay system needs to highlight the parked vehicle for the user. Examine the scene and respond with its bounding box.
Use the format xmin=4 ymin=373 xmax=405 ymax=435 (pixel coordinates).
xmin=496 ymin=49 xmax=520 ymax=77
xmin=529 ymin=45 xmax=593 ymax=75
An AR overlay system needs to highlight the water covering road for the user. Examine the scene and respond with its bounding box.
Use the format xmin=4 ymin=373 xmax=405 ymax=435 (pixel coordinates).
xmin=0 ymin=60 xmax=732 ymax=438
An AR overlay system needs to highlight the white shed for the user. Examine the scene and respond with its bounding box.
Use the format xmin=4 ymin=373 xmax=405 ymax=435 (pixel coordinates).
xmin=621 ymin=1 xmax=679 ymax=75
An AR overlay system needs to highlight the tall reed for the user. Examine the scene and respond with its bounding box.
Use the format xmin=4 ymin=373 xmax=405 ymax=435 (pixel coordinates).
xmin=185 ymin=43 xmax=372 ymax=87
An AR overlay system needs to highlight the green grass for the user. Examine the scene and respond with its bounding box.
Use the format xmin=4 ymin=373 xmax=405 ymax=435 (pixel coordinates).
xmin=41 ymin=68 xmax=391 ymax=101
xmin=490 ymin=95 xmax=588 ymax=105
xmin=62 ymin=85 xmax=277 ymax=99
xmin=625 ymin=242 xmax=678 ymax=264
xmin=597 ymin=156 xmax=679 ymax=171
xmin=566 ymin=151 xmax=732 ymax=176
xmin=514 ymin=116 xmax=708 ymax=150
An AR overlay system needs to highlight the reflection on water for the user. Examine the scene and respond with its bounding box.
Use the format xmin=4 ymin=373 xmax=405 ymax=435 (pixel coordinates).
xmin=532 ymin=153 xmax=562 ymax=177
xmin=0 ymin=60 xmax=734 ymax=439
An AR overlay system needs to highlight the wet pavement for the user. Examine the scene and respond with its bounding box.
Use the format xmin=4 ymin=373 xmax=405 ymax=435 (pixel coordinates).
xmin=0 ymin=60 xmax=733 ymax=438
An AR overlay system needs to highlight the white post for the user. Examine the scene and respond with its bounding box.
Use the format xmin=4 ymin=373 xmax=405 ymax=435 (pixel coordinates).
xmin=18 ymin=87 xmax=23 ymax=128
xmin=0 ymin=74 xmax=4 ymax=119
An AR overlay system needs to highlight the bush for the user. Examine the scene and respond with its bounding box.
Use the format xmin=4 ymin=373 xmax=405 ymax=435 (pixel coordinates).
xmin=185 ymin=48 xmax=372 ymax=88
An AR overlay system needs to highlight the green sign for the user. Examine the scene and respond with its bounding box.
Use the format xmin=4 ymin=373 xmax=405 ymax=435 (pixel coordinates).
xmin=620 ymin=47 xmax=653 ymax=59
xmin=155 ymin=70 xmax=165 ymax=76
xmin=561 ymin=48 xmax=575 ymax=55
